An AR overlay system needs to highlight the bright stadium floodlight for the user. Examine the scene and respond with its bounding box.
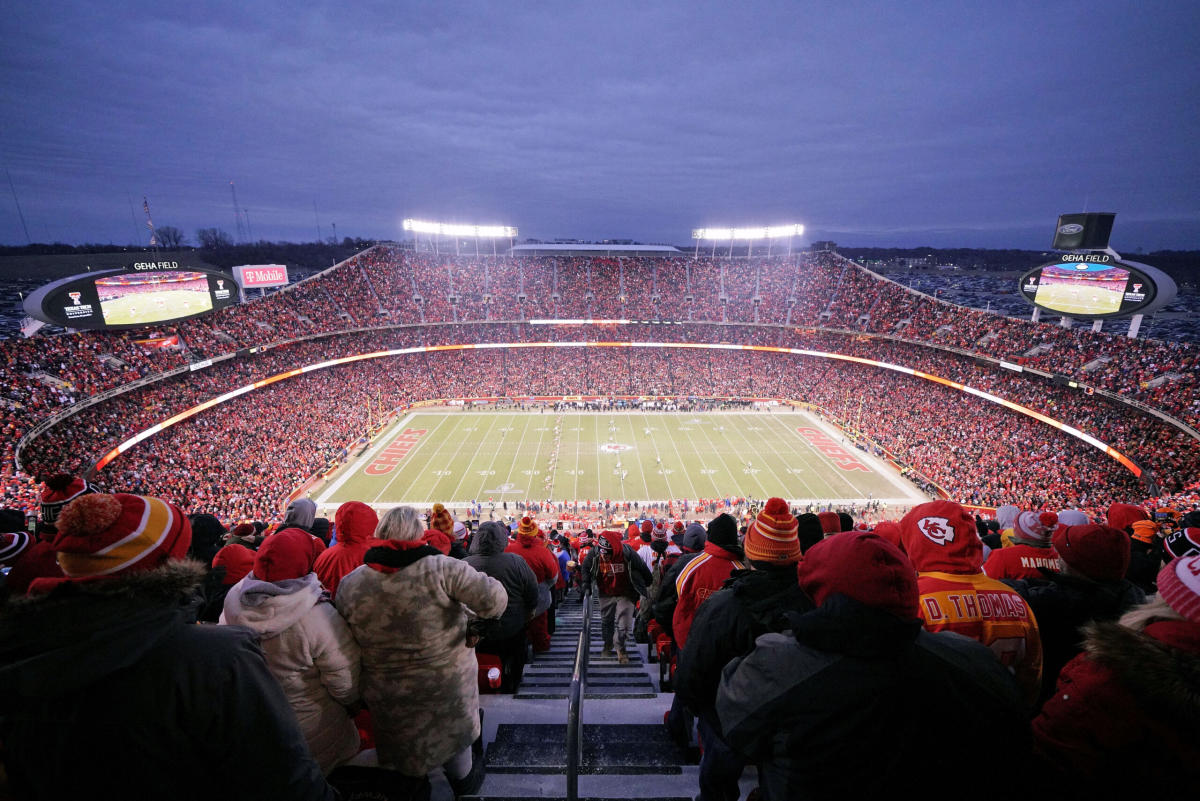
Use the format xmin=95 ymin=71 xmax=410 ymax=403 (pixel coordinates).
xmin=691 ymin=224 xmax=803 ymax=240
xmin=402 ymin=219 xmax=518 ymax=238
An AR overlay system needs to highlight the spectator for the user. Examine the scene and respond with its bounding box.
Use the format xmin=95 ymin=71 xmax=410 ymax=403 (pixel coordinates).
xmin=900 ymin=499 xmax=1044 ymax=707
xmin=0 ymin=492 xmax=333 ymax=800
xmin=1033 ymin=555 xmax=1200 ymax=792
xmin=335 ymin=506 xmax=506 ymax=796
xmin=314 ymin=501 xmax=380 ymax=599
xmin=582 ymin=528 xmax=651 ymax=664
xmin=984 ymin=510 xmax=1059 ymax=580
xmin=717 ymin=531 xmax=1029 ymax=799
xmin=220 ymin=528 xmax=362 ymax=773
xmin=465 ymin=520 xmax=539 ymax=691
xmin=505 ymin=516 xmax=559 ymax=653
xmin=1004 ymin=523 xmax=1145 ymax=707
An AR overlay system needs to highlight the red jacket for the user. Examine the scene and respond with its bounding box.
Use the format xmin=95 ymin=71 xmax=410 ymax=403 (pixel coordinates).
xmin=506 ymin=536 xmax=559 ymax=584
xmin=1033 ymin=618 xmax=1200 ymax=790
xmin=671 ymin=541 xmax=746 ymax=651
xmin=984 ymin=544 xmax=1059 ymax=580
xmin=313 ymin=502 xmax=380 ymax=599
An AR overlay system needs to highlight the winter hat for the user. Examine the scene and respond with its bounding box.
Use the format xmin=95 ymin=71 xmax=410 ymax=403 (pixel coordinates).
xmin=871 ymin=521 xmax=904 ymax=551
xmin=334 ymin=501 xmax=379 ymax=544
xmin=430 ymin=503 xmax=455 ymax=536
xmin=1056 ymin=509 xmax=1089 ymax=527
xmin=640 ymin=520 xmax=654 ymax=536
xmin=799 ymin=532 xmax=919 ymax=620
xmin=0 ymin=531 xmax=31 ymax=565
xmin=518 ymin=516 xmax=540 ymax=544
xmin=1052 ymin=524 xmax=1130 ymax=582
xmin=53 ymin=493 xmax=191 ymax=580
xmin=212 ymin=543 xmax=255 ymax=586
xmin=597 ymin=529 xmax=622 ymax=556
xmin=423 ymin=528 xmax=452 ymax=555
xmin=1129 ymin=519 xmax=1159 ymax=546
xmin=651 ymin=524 xmax=670 ymax=542
xmin=837 ymin=512 xmax=854 ymax=533
xmin=1164 ymin=528 xmax=1200 ymax=561
xmin=1106 ymin=503 xmax=1149 ymax=533
xmin=706 ymin=513 xmax=739 ymax=549
xmin=672 ymin=521 xmax=685 ymax=536
xmin=796 ymin=513 xmax=824 ymax=554
xmin=453 ymin=520 xmax=467 ymax=541
xmin=899 ymin=500 xmax=982 ymax=574
xmin=744 ymin=498 xmax=801 ymax=564
xmin=230 ymin=522 xmax=258 ymax=542
xmin=1156 ymin=555 xmax=1200 ymax=623
xmin=283 ymin=498 xmax=317 ymax=530
xmin=254 ymin=528 xmax=323 ymax=582
xmin=1013 ymin=511 xmax=1058 ymax=544
xmin=817 ymin=511 xmax=841 ymax=535
xmin=40 ymin=474 xmax=93 ymax=527
xmin=187 ymin=513 xmax=227 ymax=564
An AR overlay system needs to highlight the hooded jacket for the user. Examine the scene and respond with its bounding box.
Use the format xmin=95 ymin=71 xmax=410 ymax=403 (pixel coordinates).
xmin=652 ymin=522 xmax=708 ymax=635
xmin=1004 ymin=569 xmax=1145 ymax=707
xmin=1033 ymin=618 xmax=1200 ymax=792
xmin=221 ymin=572 xmax=361 ymax=773
xmin=314 ymin=502 xmax=380 ymax=599
xmin=671 ymin=540 xmax=747 ymax=651
xmin=0 ymin=561 xmax=333 ymax=800
xmin=465 ymin=522 xmax=539 ymax=639
xmin=901 ymin=501 xmax=1043 ymax=707
xmin=717 ymin=596 xmax=1029 ymax=800
xmin=581 ymin=530 xmax=652 ymax=600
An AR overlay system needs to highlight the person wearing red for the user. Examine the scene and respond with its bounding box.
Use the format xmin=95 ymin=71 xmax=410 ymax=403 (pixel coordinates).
xmin=582 ymin=529 xmax=651 ymax=663
xmin=314 ymin=501 xmax=379 ymax=599
xmin=984 ymin=510 xmax=1059 ymax=580
xmin=900 ymin=499 xmax=1043 ymax=707
xmin=1033 ymin=554 xmax=1200 ymax=792
xmin=671 ymin=513 xmax=746 ymax=652
xmin=506 ymin=516 xmax=559 ymax=652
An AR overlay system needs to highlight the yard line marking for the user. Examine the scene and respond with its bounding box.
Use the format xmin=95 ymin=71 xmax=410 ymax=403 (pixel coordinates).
xmin=739 ymin=412 xmax=821 ymax=499
xmin=764 ymin=412 xmax=873 ymax=498
xmin=446 ymin=413 xmax=503 ymax=502
xmin=369 ymin=413 xmax=452 ymax=504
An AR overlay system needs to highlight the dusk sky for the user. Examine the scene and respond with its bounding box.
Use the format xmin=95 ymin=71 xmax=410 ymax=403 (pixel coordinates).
xmin=2 ymin=1 xmax=1198 ymax=250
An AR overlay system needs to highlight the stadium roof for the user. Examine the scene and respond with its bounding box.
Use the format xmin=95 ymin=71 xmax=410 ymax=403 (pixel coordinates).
xmin=509 ymin=243 xmax=683 ymax=257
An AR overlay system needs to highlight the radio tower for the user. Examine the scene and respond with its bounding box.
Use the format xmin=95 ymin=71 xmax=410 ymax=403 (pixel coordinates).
xmin=142 ymin=196 xmax=159 ymax=249
xmin=230 ymin=181 xmax=247 ymax=243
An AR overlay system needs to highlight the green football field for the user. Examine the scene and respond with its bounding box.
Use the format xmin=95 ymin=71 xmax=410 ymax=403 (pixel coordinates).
xmin=314 ymin=410 xmax=925 ymax=513
xmin=99 ymin=288 xmax=212 ymax=325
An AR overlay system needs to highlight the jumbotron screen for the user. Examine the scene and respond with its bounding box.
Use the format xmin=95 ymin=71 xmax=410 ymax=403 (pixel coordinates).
xmin=95 ymin=270 xmax=214 ymax=325
xmin=24 ymin=262 xmax=239 ymax=330
xmin=1019 ymin=255 xmax=1162 ymax=319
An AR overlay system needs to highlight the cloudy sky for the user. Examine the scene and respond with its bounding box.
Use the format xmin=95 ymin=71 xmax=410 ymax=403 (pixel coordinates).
xmin=2 ymin=0 xmax=1197 ymax=249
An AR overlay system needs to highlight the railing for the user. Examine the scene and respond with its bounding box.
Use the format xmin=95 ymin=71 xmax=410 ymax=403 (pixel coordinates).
xmin=566 ymin=587 xmax=592 ymax=801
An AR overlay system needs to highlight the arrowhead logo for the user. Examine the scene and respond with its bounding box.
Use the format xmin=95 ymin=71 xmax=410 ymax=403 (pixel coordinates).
xmin=918 ymin=516 xmax=955 ymax=545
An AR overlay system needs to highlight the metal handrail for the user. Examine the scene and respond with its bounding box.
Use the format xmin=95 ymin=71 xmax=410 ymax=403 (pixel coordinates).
xmin=566 ymin=587 xmax=592 ymax=801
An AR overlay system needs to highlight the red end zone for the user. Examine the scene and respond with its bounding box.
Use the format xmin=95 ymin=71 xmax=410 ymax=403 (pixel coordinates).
xmin=364 ymin=428 xmax=427 ymax=475
xmin=796 ymin=427 xmax=871 ymax=472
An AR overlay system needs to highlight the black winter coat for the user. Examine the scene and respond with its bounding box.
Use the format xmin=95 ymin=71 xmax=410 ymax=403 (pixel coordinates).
xmin=717 ymin=595 xmax=1030 ymax=800
xmin=465 ymin=522 xmax=537 ymax=639
xmin=0 ymin=561 xmax=333 ymax=801
xmin=1004 ymin=569 xmax=1145 ymax=707
xmin=674 ymin=564 xmax=812 ymax=730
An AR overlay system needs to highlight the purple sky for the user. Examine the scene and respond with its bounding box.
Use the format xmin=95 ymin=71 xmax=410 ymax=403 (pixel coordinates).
xmin=2 ymin=1 xmax=1198 ymax=249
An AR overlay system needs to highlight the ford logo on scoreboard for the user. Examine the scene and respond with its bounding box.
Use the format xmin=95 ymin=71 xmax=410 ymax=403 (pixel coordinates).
xmin=23 ymin=263 xmax=240 ymax=331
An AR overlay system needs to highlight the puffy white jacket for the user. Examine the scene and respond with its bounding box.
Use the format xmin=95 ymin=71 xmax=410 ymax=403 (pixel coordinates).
xmin=222 ymin=572 xmax=361 ymax=773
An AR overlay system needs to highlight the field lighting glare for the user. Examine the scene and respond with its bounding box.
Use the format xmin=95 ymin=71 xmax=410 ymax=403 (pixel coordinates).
xmin=402 ymin=219 xmax=517 ymax=238
xmin=691 ymin=224 xmax=804 ymax=240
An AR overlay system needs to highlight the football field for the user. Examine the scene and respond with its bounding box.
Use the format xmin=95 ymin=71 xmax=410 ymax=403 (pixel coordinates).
xmin=315 ymin=409 xmax=925 ymax=513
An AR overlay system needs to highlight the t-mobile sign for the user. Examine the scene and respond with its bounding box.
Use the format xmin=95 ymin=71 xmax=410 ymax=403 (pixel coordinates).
xmin=233 ymin=264 xmax=289 ymax=289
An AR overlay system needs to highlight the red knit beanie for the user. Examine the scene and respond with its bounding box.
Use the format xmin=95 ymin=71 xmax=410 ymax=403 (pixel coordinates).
xmin=744 ymin=498 xmax=801 ymax=563
xmin=1014 ymin=511 xmax=1058 ymax=544
xmin=1157 ymin=555 xmax=1200 ymax=623
xmin=40 ymin=474 xmax=93 ymax=527
xmin=871 ymin=521 xmax=903 ymax=551
xmin=817 ymin=511 xmax=841 ymax=535
xmin=799 ymin=531 xmax=919 ymax=619
xmin=52 ymin=493 xmax=191 ymax=580
xmin=0 ymin=531 xmax=31 ymax=566
xmin=212 ymin=543 xmax=256 ymax=586
xmin=423 ymin=528 xmax=452 ymax=555
xmin=1052 ymin=524 xmax=1130 ymax=582
xmin=253 ymin=528 xmax=322 ymax=582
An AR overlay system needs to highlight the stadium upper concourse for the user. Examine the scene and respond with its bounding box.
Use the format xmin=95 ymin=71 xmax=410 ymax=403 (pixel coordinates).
xmin=2 ymin=242 xmax=1196 ymax=523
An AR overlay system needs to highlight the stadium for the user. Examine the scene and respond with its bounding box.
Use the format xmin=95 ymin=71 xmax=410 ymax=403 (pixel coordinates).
xmin=3 ymin=233 xmax=1199 ymax=797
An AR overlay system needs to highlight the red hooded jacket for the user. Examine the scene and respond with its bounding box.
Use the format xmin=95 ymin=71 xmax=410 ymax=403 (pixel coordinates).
xmin=313 ymin=501 xmax=380 ymax=599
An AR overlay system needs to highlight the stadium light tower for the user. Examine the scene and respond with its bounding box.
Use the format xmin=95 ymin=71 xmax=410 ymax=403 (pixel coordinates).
xmin=402 ymin=218 xmax=518 ymax=257
xmin=691 ymin=224 xmax=804 ymax=258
